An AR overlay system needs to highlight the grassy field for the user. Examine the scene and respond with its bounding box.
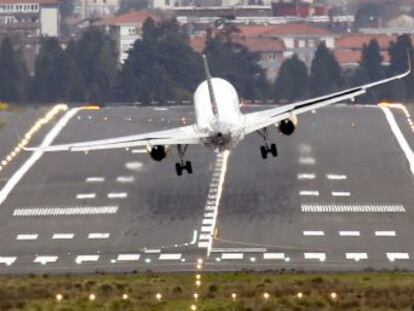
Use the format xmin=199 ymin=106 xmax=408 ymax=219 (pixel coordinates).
xmin=0 ymin=272 xmax=413 ymax=310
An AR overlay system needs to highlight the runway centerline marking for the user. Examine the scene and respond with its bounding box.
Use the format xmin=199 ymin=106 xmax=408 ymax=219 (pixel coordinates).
xmin=381 ymin=107 xmax=414 ymax=176
xmin=125 ymin=161 xmax=143 ymax=171
xmin=197 ymin=151 xmax=230 ymax=256
xmin=16 ymin=234 xmax=38 ymax=240
xmin=159 ymin=253 xmax=182 ymax=260
xmin=75 ymin=255 xmax=99 ymax=264
xmin=346 ymin=253 xmax=367 ymax=261
xmin=0 ymin=257 xmax=16 ymax=266
xmin=387 ymin=253 xmax=409 ymax=261
xmin=116 ymin=176 xmax=135 ymax=183
xmin=297 ymin=173 xmax=316 ymax=180
xmin=299 ymin=157 xmax=315 ymax=165
xmin=34 ymin=256 xmax=58 ymax=265
xmin=117 ymin=254 xmax=140 ymax=261
xmin=0 ymin=107 xmax=80 ymax=207
xmin=304 ymin=253 xmax=326 ymax=262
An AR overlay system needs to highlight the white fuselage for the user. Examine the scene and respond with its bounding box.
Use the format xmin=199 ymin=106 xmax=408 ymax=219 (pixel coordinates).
xmin=193 ymin=77 xmax=244 ymax=150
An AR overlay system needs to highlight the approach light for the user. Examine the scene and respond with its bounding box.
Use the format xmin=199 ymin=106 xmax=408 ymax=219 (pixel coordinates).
xmin=156 ymin=293 xmax=162 ymax=301
xmin=56 ymin=294 xmax=63 ymax=302
xmin=231 ymin=293 xmax=237 ymax=301
xmin=263 ymin=292 xmax=270 ymax=300
xmin=297 ymin=292 xmax=303 ymax=299
xmin=330 ymin=292 xmax=338 ymax=300
xmin=89 ymin=293 xmax=96 ymax=301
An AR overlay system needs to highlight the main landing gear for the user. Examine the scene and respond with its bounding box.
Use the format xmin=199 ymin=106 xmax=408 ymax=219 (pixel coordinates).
xmin=175 ymin=144 xmax=192 ymax=176
xmin=257 ymin=128 xmax=278 ymax=159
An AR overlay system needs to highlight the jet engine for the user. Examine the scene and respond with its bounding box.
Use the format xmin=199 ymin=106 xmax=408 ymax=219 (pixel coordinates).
xmin=278 ymin=115 xmax=298 ymax=136
xmin=150 ymin=145 xmax=167 ymax=161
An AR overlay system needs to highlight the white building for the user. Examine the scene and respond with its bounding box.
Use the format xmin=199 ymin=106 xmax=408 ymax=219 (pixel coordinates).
xmin=96 ymin=11 xmax=159 ymax=63
xmin=0 ymin=0 xmax=60 ymax=37
xmin=78 ymin=0 xmax=120 ymax=19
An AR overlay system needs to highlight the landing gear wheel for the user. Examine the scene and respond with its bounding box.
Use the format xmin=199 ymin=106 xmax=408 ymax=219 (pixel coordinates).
xmin=270 ymin=143 xmax=278 ymax=157
xmin=185 ymin=161 xmax=193 ymax=174
xmin=260 ymin=146 xmax=268 ymax=159
xmin=175 ymin=163 xmax=183 ymax=176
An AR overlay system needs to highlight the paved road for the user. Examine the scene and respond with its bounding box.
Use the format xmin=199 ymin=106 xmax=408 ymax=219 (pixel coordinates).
xmin=0 ymin=104 xmax=412 ymax=274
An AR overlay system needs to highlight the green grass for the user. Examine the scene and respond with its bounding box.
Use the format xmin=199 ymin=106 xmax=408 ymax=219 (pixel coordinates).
xmin=0 ymin=272 xmax=414 ymax=310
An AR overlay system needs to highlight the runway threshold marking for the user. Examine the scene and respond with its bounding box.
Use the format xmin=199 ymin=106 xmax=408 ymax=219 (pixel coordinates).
xmin=13 ymin=206 xmax=118 ymax=216
xmin=197 ymin=151 xmax=230 ymax=255
xmin=88 ymin=233 xmax=110 ymax=239
xmin=386 ymin=253 xmax=409 ymax=261
xmin=299 ymin=191 xmax=319 ymax=196
xmin=107 ymin=192 xmax=127 ymax=199
xmin=76 ymin=193 xmax=96 ymax=200
xmin=301 ymin=204 xmax=405 ymax=213
xmin=0 ymin=107 xmax=80 ymax=207
xmin=332 ymin=191 xmax=351 ymax=197
xmin=326 ymin=174 xmax=347 ymax=180
xmin=297 ymin=173 xmax=316 ymax=180
xmin=0 ymin=257 xmax=16 ymax=266
xmin=381 ymin=107 xmax=414 ymax=176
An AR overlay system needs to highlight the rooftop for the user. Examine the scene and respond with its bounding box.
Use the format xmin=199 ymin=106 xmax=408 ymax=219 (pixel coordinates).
xmin=95 ymin=11 xmax=159 ymax=26
xmin=336 ymin=34 xmax=398 ymax=50
xmin=237 ymin=23 xmax=334 ymax=38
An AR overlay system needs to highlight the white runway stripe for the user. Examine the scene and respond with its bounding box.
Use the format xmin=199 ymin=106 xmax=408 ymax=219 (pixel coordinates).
xmin=117 ymin=254 xmax=140 ymax=261
xmin=116 ymin=176 xmax=135 ymax=183
xmin=52 ymin=233 xmax=74 ymax=240
xmin=34 ymin=256 xmax=58 ymax=265
xmin=76 ymin=193 xmax=96 ymax=200
xmin=86 ymin=177 xmax=105 ymax=183
xmin=326 ymin=174 xmax=347 ymax=180
xmin=131 ymin=149 xmax=147 ymax=154
xmin=0 ymin=107 xmax=79 ymax=207
xmin=263 ymin=253 xmax=286 ymax=260
xmin=332 ymin=191 xmax=351 ymax=197
xmin=159 ymin=253 xmax=182 ymax=260
xmin=88 ymin=233 xmax=110 ymax=239
xmin=299 ymin=191 xmax=319 ymax=196
xmin=346 ymin=253 xmax=367 ymax=261
xmin=13 ymin=206 xmax=118 ymax=216
xmin=304 ymin=253 xmax=326 ymax=262
xmin=221 ymin=253 xmax=244 ymax=260
xmin=375 ymin=231 xmax=396 ymax=237
xmin=75 ymin=255 xmax=99 ymax=264
xmin=297 ymin=173 xmax=316 ymax=180
xmin=301 ymin=204 xmax=405 ymax=213
xmin=16 ymin=234 xmax=38 ymax=240
xmin=382 ymin=107 xmax=414 ymax=176
xmin=339 ymin=231 xmax=360 ymax=236
xmin=303 ymin=231 xmax=325 ymax=236
xmin=0 ymin=257 xmax=16 ymax=266
xmin=387 ymin=253 xmax=409 ymax=261
xmin=299 ymin=157 xmax=315 ymax=165
xmin=125 ymin=162 xmax=143 ymax=171
xmin=107 ymin=192 xmax=127 ymax=199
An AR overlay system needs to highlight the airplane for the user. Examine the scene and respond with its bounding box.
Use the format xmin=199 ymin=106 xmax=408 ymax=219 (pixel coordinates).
xmin=28 ymin=54 xmax=411 ymax=176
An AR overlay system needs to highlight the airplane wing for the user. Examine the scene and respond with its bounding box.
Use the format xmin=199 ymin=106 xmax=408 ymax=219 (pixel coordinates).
xmin=26 ymin=125 xmax=208 ymax=152
xmin=243 ymin=64 xmax=411 ymax=135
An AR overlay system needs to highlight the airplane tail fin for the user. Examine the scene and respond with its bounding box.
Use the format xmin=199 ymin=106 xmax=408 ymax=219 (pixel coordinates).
xmin=202 ymin=54 xmax=218 ymax=115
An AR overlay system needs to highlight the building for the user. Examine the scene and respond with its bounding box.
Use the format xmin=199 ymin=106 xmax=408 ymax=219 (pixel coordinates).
xmin=95 ymin=11 xmax=159 ymax=63
xmin=334 ymin=34 xmax=396 ymax=69
xmin=77 ymin=0 xmax=120 ymax=19
xmin=0 ymin=0 xmax=60 ymax=37
xmin=237 ymin=23 xmax=336 ymax=67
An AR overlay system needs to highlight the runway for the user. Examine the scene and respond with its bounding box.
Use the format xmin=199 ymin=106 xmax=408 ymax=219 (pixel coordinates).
xmin=0 ymin=103 xmax=412 ymax=274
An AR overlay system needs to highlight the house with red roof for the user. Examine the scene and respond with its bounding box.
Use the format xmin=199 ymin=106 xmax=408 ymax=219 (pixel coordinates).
xmin=95 ymin=11 xmax=160 ymax=63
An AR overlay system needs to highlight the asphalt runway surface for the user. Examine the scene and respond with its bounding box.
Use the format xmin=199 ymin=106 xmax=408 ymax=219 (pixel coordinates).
xmin=0 ymin=103 xmax=412 ymax=274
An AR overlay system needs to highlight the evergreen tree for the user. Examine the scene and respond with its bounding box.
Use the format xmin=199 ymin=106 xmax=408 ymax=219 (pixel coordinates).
xmin=203 ymin=25 xmax=269 ymax=100
xmin=0 ymin=37 xmax=28 ymax=103
xmin=117 ymin=18 xmax=203 ymax=104
xmin=65 ymin=40 xmax=86 ymax=103
xmin=309 ymin=42 xmax=342 ymax=97
xmin=388 ymin=34 xmax=414 ymax=101
xmin=274 ymin=54 xmax=308 ymax=102
xmin=32 ymin=37 xmax=69 ymax=103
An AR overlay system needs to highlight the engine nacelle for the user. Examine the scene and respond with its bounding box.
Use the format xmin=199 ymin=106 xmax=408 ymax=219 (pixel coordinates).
xmin=279 ymin=115 xmax=297 ymax=136
xmin=150 ymin=145 xmax=167 ymax=161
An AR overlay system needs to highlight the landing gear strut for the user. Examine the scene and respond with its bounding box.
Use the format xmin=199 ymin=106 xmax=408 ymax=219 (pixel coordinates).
xmin=257 ymin=128 xmax=278 ymax=159
xmin=175 ymin=144 xmax=192 ymax=176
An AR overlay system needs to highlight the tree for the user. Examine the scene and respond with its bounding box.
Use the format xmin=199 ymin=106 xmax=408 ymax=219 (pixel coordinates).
xmin=354 ymin=3 xmax=380 ymax=30
xmin=274 ymin=54 xmax=308 ymax=102
xmin=117 ymin=18 xmax=203 ymax=104
xmin=309 ymin=42 xmax=342 ymax=97
xmin=388 ymin=34 xmax=414 ymax=101
xmin=0 ymin=37 xmax=28 ymax=103
xmin=203 ymin=25 xmax=269 ymax=100
xmin=31 ymin=37 xmax=69 ymax=102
